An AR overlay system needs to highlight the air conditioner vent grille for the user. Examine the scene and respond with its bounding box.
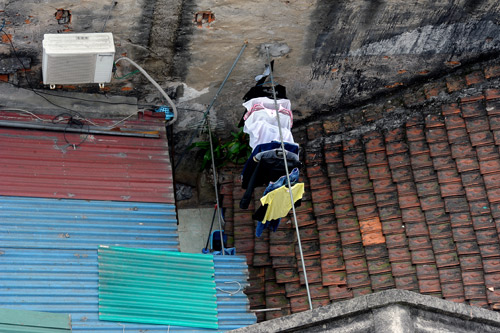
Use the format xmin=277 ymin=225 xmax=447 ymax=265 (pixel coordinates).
xmin=45 ymin=54 xmax=96 ymax=85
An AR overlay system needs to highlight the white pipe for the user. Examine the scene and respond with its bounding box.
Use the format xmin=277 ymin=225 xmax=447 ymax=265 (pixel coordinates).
xmin=114 ymin=57 xmax=178 ymax=125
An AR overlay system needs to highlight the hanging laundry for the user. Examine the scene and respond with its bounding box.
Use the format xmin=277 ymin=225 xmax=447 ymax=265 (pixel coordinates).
xmin=259 ymin=183 xmax=304 ymax=222
xmin=244 ymin=120 xmax=295 ymax=149
xmin=243 ymin=97 xmax=293 ymax=129
xmin=240 ymin=151 xmax=302 ymax=209
xmin=241 ymin=141 xmax=299 ymax=181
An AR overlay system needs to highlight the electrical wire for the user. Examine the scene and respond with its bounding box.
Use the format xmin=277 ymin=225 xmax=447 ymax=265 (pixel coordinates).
xmin=102 ymin=1 xmax=118 ymax=32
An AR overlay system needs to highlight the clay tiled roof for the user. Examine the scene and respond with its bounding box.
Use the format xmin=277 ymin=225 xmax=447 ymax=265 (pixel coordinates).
xmin=220 ymin=61 xmax=500 ymax=321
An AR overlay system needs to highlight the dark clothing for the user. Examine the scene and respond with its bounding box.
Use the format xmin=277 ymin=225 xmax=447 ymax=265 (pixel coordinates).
xmin=238 ymin=85 xmax=288 ymax=127
xmin=239 ymin=155 xmax=302 ymax=209
xmin=241 ymin=141 xmax=299 ymax=187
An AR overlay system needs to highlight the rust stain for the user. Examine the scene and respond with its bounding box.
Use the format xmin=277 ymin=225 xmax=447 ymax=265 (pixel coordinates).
xmin=24 ymin=19 xmax=31 ymax=24
xmin=1 ymin=34 xmax=12 ymax=43
xmin=418 ymin=70 xmax=430 ymax=75
xmin=397 ymin=69 xmax=407 ymax=74
xmin=331 ymin=68 xmax=339 ymax=73
xmin=385 ymin=82 xmax=403 ymax=89
xmin=0 ymin=74 xmax=8 ymax=82
xmin=445 ymin=61 xmax=461 ymax=67
xmin=121 ymin=86 xmax=133 ymax=91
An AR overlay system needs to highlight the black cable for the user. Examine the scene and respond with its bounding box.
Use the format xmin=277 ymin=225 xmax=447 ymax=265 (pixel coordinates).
xmin=52 ymin=113 xmax=89 ymax=148
xmin=102 ymin=1 xmax=118 ymax=32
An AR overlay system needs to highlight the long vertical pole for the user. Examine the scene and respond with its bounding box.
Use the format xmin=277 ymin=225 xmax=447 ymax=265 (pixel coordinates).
xmin=265 ymin=46 xmax=313 ymax=310
xmin=206 ymin=42 xmax=248 ymax=255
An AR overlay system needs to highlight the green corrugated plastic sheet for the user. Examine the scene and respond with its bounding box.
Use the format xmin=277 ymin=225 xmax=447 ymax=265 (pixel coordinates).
xmin=98 ymin=246 xmax=218 ymax=329
xmin=0 ymin=307 xmax=71 ymax=333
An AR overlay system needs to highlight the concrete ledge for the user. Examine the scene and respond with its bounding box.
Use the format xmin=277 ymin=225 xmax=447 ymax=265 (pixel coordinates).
xmin=231 ymin=289 xmax=500 ymax=332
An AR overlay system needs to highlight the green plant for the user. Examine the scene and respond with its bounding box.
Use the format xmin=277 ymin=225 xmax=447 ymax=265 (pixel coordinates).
xmin=189 ymin=128 xmax=251 ymax=171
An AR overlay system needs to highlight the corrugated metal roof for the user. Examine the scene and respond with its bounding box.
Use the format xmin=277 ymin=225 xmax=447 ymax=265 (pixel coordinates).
xmin=0 ymin=196 xmax=179 ymax=250
xmin=98 ymin=246 xmax=218 ymax=329
xmin=0 ymin=307 xmax=71 ymax=333
xmin=0 ymin=111 xmax=174 ymax=203
xmin=0 ymin=195 xmax=256 ymax=332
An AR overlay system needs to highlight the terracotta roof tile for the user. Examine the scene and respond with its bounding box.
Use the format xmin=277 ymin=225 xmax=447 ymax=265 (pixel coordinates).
xmin=432 ymin=156 xmax=456 ymax=171
xmin=322 ymin=271 xmax=347 ymax=286
xmin=391 ymin=261 xmax=416 ymax=277
xmin=460 ymin=255 xmax=483 ymax=271
xmin=479 ymin=159 xmax=500 ymax=175
xmin=385 ymin=128 xmax=406 ymax=142
xmin=411 ymin=249 xmax=435 ymax=264
xmin=471 ymin=215 xmax=495 ymax=230
xmin=386 ymin=142 xmax=409 ymax=156
xmin=464 ymin=285 xmax=487 ymax=300
xmin=379 ymin=205 xmax=402 ymax=220
xmin=346 ymin=271 xmax=371 ymax=288
xmin=491 ymin=202 xmax=500 ymax=219
xmin=391 ymin=166 xmax=414 ymax=182
xmin=432 ymin=237 xmax=456 ymax=254
xmin=465 ymin=116 xmax=490 ymax=133
xmin=371 ymin=273 xmax=395 ymax=290
xmin=449 ymin=212 xmax=472 ymax=227
xmin=455 ymin=241 xmax=480 ymax=256
xmin=416 ymin=181 xmax=441 ymax=196
xmin=352 ymin=286 xmax=373 ymax=297
xmin=442 ymin=282 xmax=465 ymax=298
xmin=340 ymin=230 xmax=362 ymax=245
xmin=408 ymin=141 xmax=430 ymax=155
xmin=418 ymin=278 xmax=442 ymax=293
xmin=365 ymin=244 xmax=389 ymax=260
xmin=444 ymin=114 xmax=466 ymax=129
xmin=309 ymin=176 xmax=330 ymax=190
xmin=429 ymin=142 xmax=452 ymax=157
xmin=453 ymin=226 xmax=477 ymax=242
xmin=484 ymin=259 xmax=500 ymax=274
xmin=401 ymin=207 xmax=425 ymax=222
xmin=470 ymin=131 xmax=495 ymax=146
xmin=439 ymin=267 xmax=463 ymax=282
xmin=345 ymin=258 xmax=368 ymax=274
xmin=461 ymin=100 xmax=487 ymax=118
xmin=311 ymin=187 xmax=333 ymax=203
xmin=375 ymin=192 xmax=399 ymax=207
xmin=320 ymin=257 xmax=345 ymax=272
xmin=468 ymin=199 xmax=491 ymax=216
xmin=386 ymin=233 xmax=409 ymax=249
xmin=465 ymin=185 xmax=488 ymax=201
xmin=356 ymin=204 xmax=378 ymax=220
xmin=381 ymin=219 xmax=405 ymax=234
xmin=361 ymin=232 xmax=386 ymax=246
xmin=409 ymin=236 xmax=432 ymax=250
xmin=388 ymin=247 xmax=412 ymax=263
xmin=343 ymin=138 xmax=364 ymax=152
xmin=328 ymin=286 xmax=353 ymax=300
xmin=426 ymin=127 xmax=449 ymax=143
xmin=462 ymin=270 xmax=485 ymax=286
xmin=476 ymin=145 xmax=499 ymax=161
xmin=372 ymin=178 xmax=397 ymax=194
xmin=307 ymin=165 xmax=326 ymax=178
xmin=428 ymin=223 xmax=453 ymax=239
xmin=330 ymin=176 xmax=351 ymax=191
xmin=342 ymin=243 xmax=365 ymax=260
xmin=435 ymin=252 xmax=460 ymax=268
xmin=290 ymin=295 xmax=309 ymax=313
xmin=460 ymin=170 xmax=484 ymax=186
xmin=319 ymin=229 xmax=341 ymax=244
xmin=442 ymin=103 xmax=461 ymax=116
xmin=349 ymin=177 xmax=373 ymax=193
xmin=344 ymin=151 xmax=366 ymax=166
xmin=490 ymin=117 xmax=500 ymax=131
xmin=440 ymin=182 xmax=466 ymax=197
xmin=447 ymin=128 xmax=469 ymax=144
xmin=407 ymin=126 xmax=426 ymax=142
xmin=275 ymin=268 xmax=300 ymax=283
xmin=337 ymin=217 xmax=360 ymax=232
xmin=451 ymin=142 xmax=475 ymax=159
xmin=476 ymin=229 xmax=499 ymax=245
xmin=319 ymin=242 xmax=342 ymax=259
xmin=364 ymin=136 xmax=386 ymax=153
xmin=388 ymin=153 xmax=412 ymax=169
xmin=305 ymin=149 xmax=324 ymax=166
xmin=395 ymin=275 xmax=419 ymax=291
xmin=424 ymin=208 xmax=449 ymax=224
xmin=413 ymin=167 xmax=439 ymax=181
xmin=366 ymin=151 xmax=389 ymax=167
xmin=480 ymin=243 xmax=500 ymax=258
xmin=420 ymin=195 xmax=445 ymax=211
xmin=299 ymin=268 xmax=322 ymax=284
xmin=313 ymin=200 xmax=335 ymax=216
xmin=465 ymin=71 xmax=486 ymax=86
xmin=445 ymin=196 xmax=470 ymax=213
xmin=352 ymin=192 xmax=376 ymax=206
xmin=396 ymin=181 xmax=417 ymax=195
xmin=456 ymin=157 xmax=480 ymax=173
xmin=399 ymin=194 xmax=421 ymax=208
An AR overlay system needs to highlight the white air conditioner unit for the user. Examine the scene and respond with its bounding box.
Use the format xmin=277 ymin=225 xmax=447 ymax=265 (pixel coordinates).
xmin=42 ymin=33 xmax=115 ymax=87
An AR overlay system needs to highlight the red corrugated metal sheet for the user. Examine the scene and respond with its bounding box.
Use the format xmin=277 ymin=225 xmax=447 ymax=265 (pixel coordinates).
xmin=0 ymin=111 xmax=174 ymax=203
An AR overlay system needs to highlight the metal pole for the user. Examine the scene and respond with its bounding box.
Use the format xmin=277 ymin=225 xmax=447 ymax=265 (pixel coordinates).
xmin=205 ymin=42 xmax=248 ymax=255
xmin=265 ymin=46 xmax=313 ymax=310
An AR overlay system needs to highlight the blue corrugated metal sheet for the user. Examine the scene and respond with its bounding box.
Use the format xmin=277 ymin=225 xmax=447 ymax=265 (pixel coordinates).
xmin=0 ymin=307 xmax=71 ymax=333
xmin=0 ymin=195 xmax=256 ymax=332
xmin=0 ymin=196 xmax=179 ymax=250
xmin=98 ymin=246 xmax=218 ymax=329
